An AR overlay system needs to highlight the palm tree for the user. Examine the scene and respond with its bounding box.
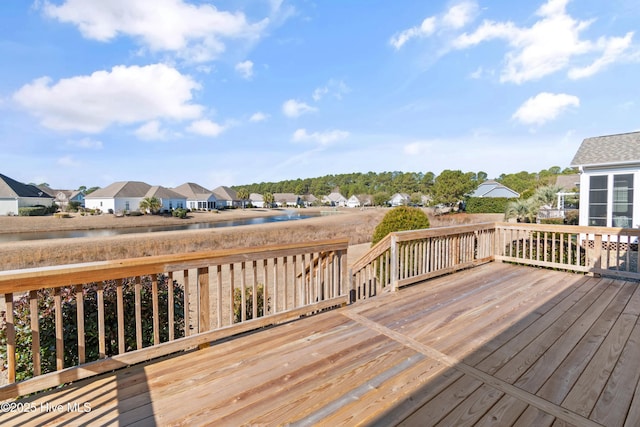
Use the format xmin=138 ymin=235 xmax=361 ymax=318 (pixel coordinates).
xmin=236 ymin=188 xmax=249 ymax=209
xmin=139 ymin=197 xmax=162 ymax=214
xmin=505 ymin=199 xmax=537 ymax=223
xmin=532 ymin=185 xmax=563 ymax=209
xmin=263 ymin=192 xmax=275 ymax=208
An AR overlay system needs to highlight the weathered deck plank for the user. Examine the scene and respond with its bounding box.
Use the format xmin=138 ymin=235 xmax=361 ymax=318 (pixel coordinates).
xmin=3 ymin=263 xmax=639 ymax=426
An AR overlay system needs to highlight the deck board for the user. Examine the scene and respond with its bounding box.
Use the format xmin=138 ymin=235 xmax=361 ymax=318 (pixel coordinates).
xmin=3 ymin=263 xmax=640 ymax=426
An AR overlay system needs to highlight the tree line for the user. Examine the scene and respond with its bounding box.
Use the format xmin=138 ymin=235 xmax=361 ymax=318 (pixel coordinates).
xmin=232 ymin=167 xmax=577 ymax=206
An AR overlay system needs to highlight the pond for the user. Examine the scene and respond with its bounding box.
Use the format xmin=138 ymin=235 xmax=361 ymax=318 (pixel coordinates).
xmin=0 ymin=212 xmax=320 ymax=243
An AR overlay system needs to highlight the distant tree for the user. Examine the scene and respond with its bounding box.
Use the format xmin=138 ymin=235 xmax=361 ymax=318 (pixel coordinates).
xmin=373 ymin=192 xmax=390 ymax=206
xmin=139 ymin=197 xmax=161 ymax=214
xmin=432 ymin=170 xmax=477 ymax=206
xmin=236 ymin=188 xmax=249 ymax=209
xmin=476 ymin=171 xmax=488 ymax=182
xmin=505 ymin=199 xmax=537 ymax=223
xmin=532 ymin=185 xmax=563 ymax=208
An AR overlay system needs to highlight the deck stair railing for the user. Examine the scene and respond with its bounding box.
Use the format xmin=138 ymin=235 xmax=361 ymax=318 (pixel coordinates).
xmin=0 ymin=238 xmax=348 ymax=400
xmin=349 ymin=223 xmax=496 ymax=301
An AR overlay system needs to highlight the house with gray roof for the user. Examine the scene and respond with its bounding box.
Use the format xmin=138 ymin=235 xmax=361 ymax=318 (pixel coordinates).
xmin=212 ymin=186 xmax=240 ymax=208
xmin=249 ymin=193 xmax=266 ymax=208
xmin=571 ymin=131 xmax=640 ymax=228
xmin=273 ymin=193 xmax=301 ymax=207
xmin=38 ymin=185 xmax=85 ymax=210
xmin=470 ymin=180 xmax=520 ymax=198
xmin=0 ymin=173 xmax=55 ymax=215
xmin=322 ymin=191 xmax=347 ymax=207
xmin=174 ymin=182 xmax=217 ymax=210
xmin=347 ymin=194 xmax=372 ymax=208
xmin=85 ymin=181 xmax=186 ymax=213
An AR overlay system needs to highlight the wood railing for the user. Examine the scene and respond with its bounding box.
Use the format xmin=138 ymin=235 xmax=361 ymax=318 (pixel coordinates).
xmin=0 ymin=239 xmax=349 ymax=399
xmin=350 ymin=223 xmax=496 ymax=300
xmin=350 ymin=222 xmax=640 ymax=304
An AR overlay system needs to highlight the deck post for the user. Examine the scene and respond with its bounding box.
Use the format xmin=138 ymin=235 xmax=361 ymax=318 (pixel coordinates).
xmin=591 ymin=233 xmax=602 ymax=277
xmin=391 ymin=234 xmax=399 ymax=292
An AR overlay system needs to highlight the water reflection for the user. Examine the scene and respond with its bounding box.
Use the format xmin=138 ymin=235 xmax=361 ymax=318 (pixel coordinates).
xmin=0 ymin=213 xmax=318 ymax=243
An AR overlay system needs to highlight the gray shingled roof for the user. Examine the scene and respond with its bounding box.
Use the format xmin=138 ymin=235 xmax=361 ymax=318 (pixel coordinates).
xmin=0 ymin=173 xmax=54 ymax=198
xmin=212 ymin=186 xmax=238 ymax=201
xmin=87 ymin=181 xmax=151 ymax=198
xmin=146 ymin=186 xmax=187 ymax=200
xmin=571 ymin=132 xmax=640 ymax=167
xmin=173 ymin=182 xmax=215 ymax=199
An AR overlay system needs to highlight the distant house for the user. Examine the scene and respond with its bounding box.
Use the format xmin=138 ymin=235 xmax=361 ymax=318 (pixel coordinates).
xmin=174 ymin=182 xmax=217 ymax=210
xmin=389 ymin=193 xmax=410 ymax=207
xmin=322 ymin=191 xmax=347 ymax=207
xmin=300 ymin=194 xmax=318 ymax=207
xmin=85 ymin=181 xmax=185 ymax=213
xmin=571 ymin=131 xmax=640 ymax=228
xmin=212 ymin=186 xmax=240 ymax=209
xmin=273 ymin=193 xmax=301 ymax=207
xmin=38 ymin=186 xmax=85 ymax=210
xmin=0 ymin=173 xmax=55 ymax=215
xmin=470 ymin=181 xmax=520 ymax=198
xmin=347 ymin=194 xmax=372 ymax=208
xmin=555 ymin=174 xmax=580 ymax=192
xmin=249 ymin=193 xmax=265 ymax=208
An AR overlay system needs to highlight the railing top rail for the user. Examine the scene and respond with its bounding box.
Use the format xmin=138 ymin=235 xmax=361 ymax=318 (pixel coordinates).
xmin=495 ymin=222 xmax=640 ymax=236
xmin=350 ymin=234 xmax=391 ymax=272
xmin=0 ymin=238 xmax=349 ymax=294
xmin=393 ymin=222 xmax=497 ymax=242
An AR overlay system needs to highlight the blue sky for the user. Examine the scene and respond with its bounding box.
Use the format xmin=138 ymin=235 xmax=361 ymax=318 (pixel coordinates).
xmin=1 ymin=0 xmax=639 ymax=190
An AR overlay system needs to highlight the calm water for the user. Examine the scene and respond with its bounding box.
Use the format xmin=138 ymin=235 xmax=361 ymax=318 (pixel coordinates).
xmin=0 ymin=212 xmax=320 ymax=243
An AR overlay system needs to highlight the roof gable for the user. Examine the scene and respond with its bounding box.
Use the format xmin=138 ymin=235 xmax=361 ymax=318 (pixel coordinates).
xmin=173 ymin=182 xmax=214 ymax=199
xmin=212 ymin=186 xmax=237 ymax=200
xmin=87 ymin=181 xmax=151 ymax=198
xmin=0 ymin=173 xmax=54 ymax=198
xmin=146 ymin=186 xmax=187 ymax=200
xmin=571 ymin=132 xmax=640 ymax=167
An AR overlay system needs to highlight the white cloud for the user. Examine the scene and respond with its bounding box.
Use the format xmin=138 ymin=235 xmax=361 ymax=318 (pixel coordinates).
xmin=292 ymin=128 xmax=349 ymax=145
xmin=512 ymin=92 xmax=579 ymax=125
xmin=57 ymin=155 xmax=80 ymax=167
xmin=282 ymin=99 xmax=317 ymax=118
xmin=187 ymin=119 xmax=225 ymax=137
xmin=312 ymin=79 xmax=350 ymax=101
xmin=390 ymin=1 xmax=478 ymax=49
xmin=403 ymin=141 xmax=433 ymax=156
xmin=41 ymin=0 xmax=269 ymax=63
xmin=249 ymin=112 xmax=269 ymax=122
xmin=135 ymin=120 xmax=168 ymax=140
xmin=390 ymin=17 xmax=436 ymax=50
xmin=66 ymin=137 xmax=103 ymax=149
xmin=235 ymin=60 xmax=254 ymax=79
xmin=13 ymin=64 xmax=203 ymax=133
xmin=452 ymin=0 xmax=633 ymax=83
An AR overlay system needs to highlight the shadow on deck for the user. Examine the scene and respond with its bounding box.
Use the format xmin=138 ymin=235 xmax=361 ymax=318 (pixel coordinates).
xmin=4 ymin=262 xmax=640 ymax=426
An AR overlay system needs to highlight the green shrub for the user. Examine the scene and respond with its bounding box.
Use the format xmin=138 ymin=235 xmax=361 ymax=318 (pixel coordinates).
xmin=172 ymin=208 xmax=188 ymax=219
xmin=233 ymin=284 xmax=270 ymax=323
xmin=371 ymin=206 xmax=430 ymax=246
xmin=18 ymin=206 xmax=48 ymax=216
xmin=540 ymin=218 xmax=564 ymax=225
xmin=466 ymin=197 xmax=516 ymax=214
xmin=0 ymin=275 xmax=184 ymax=381
xmin=564 ymin=210 xmax=579 ymax=225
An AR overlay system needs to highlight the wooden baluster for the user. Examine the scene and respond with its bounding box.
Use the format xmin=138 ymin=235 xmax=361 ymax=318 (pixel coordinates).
xmin=183 ymin=269 xmax=190 ymax=337
xmin=75 ymin=285 xmax=85 ymax=363
xmin=241 ymin=261 xmax=247 ymax=322
xmin=198 ymin=267 xmax=209 ymax=331
xmin=116 ymin=279 xmax=125 ymax=354
xmin=292 ymin=256 xmax=298 ymax=308
xmin=6 ymin=292 xmax=16 ymax=383
xmin=168 ymin=272 xmax=174 ymax=342
xmin=273 ymin=258 xmax=278 ymax=313
xmin=262 ymin=259 xmax=269 ymax=315
xmin=30 ymin=290 xmax=40 ymax=376
xmin=228 ymin=264 xmax=235 ymax=324
xmin=252 ymin=260 xmax=258 ymax=318
xmin=97 ymin=282 xmax=105 ymax=358
xmin=283 ymin=256 xmax=288 ymax=311
xmin=54 ymin=287 xmax=64 ymax=370
xmin=216 ymin=265 xmax=223 ymax=328
xmin=135 ymin=276 xmax=143 ymax=349
xmin=151 ymin=274 xmax=160 ymax=345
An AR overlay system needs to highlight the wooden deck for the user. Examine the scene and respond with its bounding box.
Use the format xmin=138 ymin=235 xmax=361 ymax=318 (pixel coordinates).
xmin=4 ymin=262 xmax=640 ymax=426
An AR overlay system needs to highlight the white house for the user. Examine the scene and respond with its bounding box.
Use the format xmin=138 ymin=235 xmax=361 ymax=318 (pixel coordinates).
xmin=273 ymin=193 xmax=301 ymax=207
xmin=85 ymin=181 xmax=185 ymax=213
xmin=249 ymin=193 xmax=265 ymax=208
xmin=389 ymin=193 xmax=410 ymax=207
xmin=347 ymin=194 xmax=372 ymax=208
xmin=469 ymin=180 xmax=520 ymax=198
xmin=212 ymin=186 xmax=240 ymax=208
xmin=174 ymin=182 xmax=217 ymax=210
xmin=0 ymin=173 xmax=55 ymax=215
xmin=38 ymin=185 xmax=85 ymax=210
xmin=322 ymin=191 xmax=347 ymax=207
xmin=572 ymin=131 xmax=640 ymax=228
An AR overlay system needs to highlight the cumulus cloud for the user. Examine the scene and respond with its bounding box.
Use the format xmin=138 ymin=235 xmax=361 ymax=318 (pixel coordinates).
xmin=390 ymin=1 xmax=478 ymax=49
xmin=235 ymin=60 xmax=254 ymax=79
xmin=13 ymin=63 xmax=203 ymax=133
xmin=135 ymin=120 xmax=168 ymax=140
xmin=452 ymin=0 xmax=634 ymax=83
xmin=187 ymin=119 xmax=225 ymax=137
xmin=312 ymin=79 xmax=350 ymax=101
xmin=249 ymin=112 xmax=268 ymax=122
xmin=282 ymin=99 xmax=317 ymax=118
xmin=41 ymin=0 xmax=269 ymax=63
xmin=292 ymin=128 xmax=349 ymax=145
xmin=512 ymin=92 xmax=579 ymax=125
